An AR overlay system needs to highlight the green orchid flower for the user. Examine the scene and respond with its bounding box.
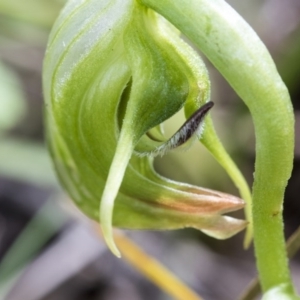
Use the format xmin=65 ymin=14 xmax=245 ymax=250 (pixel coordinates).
xmin=44 ymin=1 xmax=297 ymax=298
xmin=43 ymin=0 xmax=247 ymax=258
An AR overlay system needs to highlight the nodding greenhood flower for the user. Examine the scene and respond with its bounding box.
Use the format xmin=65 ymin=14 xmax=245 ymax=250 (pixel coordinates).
xmin=43 ymin=0 xmax=250 ymax=257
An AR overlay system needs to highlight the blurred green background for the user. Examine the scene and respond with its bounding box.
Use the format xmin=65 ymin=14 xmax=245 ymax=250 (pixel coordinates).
xmin=0 ymin=1 xmax=300 ymax=300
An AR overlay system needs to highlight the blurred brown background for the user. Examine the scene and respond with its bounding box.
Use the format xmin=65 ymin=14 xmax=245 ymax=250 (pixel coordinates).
xmin=0 ymin=1 xmax=300 ymax=299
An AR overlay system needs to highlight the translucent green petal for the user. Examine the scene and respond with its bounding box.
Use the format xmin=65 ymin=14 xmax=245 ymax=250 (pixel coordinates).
xmin=44 ymin=0 xmax=246 ymax=256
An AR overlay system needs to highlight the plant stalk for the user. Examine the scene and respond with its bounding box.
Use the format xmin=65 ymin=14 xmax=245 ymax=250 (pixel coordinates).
xmin=239 ymin=226 xmax=300 ymax=300
xmin=140 ymin=0 xmax=295 ymax=294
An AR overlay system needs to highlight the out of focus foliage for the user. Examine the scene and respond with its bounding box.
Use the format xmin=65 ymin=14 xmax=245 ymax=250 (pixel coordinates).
xmin=0 ymin=1 xmax=300 ymax=299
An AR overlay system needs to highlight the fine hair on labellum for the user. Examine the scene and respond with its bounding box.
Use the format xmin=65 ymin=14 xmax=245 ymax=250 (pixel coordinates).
xmin=136 ymin=101 xmax=214 ymax=157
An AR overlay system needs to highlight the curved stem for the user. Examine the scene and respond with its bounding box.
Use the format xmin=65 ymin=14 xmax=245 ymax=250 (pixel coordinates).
xmin=140 ymin=0 xmax=295 ymax=294
xmin=239 ymin=226 xmax=300 ymax=300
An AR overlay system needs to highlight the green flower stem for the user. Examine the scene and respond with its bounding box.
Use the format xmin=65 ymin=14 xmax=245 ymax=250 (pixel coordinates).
xmin=240 ymin=226 xmax=300 ymax=300
xmin=140 ymin=0 xmax=295 ymax=294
